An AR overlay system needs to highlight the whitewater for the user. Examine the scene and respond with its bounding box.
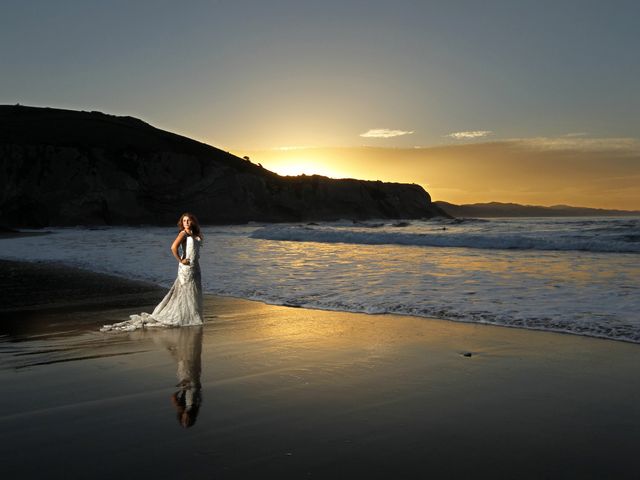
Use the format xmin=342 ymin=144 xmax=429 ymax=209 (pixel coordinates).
xmin=3 ymin=217 xmax=639 ymax=343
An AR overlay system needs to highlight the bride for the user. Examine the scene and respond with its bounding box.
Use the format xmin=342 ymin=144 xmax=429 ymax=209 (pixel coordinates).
xmin=101 ymin=213 xmax=204 ymax=332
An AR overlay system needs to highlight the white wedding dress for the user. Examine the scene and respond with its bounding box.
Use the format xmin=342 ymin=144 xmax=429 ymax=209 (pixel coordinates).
xmin=100 ymin=235 xmax=203 ymax=332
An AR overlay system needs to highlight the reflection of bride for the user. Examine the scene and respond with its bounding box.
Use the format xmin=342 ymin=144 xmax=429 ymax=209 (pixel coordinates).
xmin=167 ymin=326 xmax=203 ymax=428
xmin=132 ymin=326 xmax=203 ymax=428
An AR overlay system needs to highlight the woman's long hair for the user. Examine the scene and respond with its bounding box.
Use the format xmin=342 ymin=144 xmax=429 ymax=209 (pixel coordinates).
xmin=177 ymin=212 xmax=201 ymax=237
xmin=171 ymin=389 xmax=201 ymax=428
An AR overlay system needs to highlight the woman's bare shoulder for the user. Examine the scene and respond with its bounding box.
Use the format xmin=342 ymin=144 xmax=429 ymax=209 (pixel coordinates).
xmin=172 ymin=230 xmax=187 ymax=242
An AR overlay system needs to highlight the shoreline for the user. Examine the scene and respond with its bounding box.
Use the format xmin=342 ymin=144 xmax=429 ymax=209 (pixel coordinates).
xmin=2 ymin=257 xmax=638 ymax=346
xmin=218 ymin=292 xmax=640 ymax=346
xmin=1 ymin=259 xmax=639 ymax=478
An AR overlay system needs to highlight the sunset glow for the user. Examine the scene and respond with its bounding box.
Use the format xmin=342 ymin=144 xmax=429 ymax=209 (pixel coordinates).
xmin=232 ymin=149 xmax=359 ymax=180
xmin=1 ymin=2 xmax=640 ymax=475
xmin=2 ymin=1 xmax=638 ymax=210
xmin=264 ymin=159 xmax=348 ymax=179
xmin=237 ymin=139 xmax=640 ymax=210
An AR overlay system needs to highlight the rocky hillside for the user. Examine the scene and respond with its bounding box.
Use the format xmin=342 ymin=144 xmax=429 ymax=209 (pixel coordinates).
xmin=1 ymin=105 xmax=447 ymax=227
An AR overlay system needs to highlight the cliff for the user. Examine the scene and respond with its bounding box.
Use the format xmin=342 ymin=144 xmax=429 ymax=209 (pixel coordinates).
xmin=0 ymin=105 xmax=447 ymax=227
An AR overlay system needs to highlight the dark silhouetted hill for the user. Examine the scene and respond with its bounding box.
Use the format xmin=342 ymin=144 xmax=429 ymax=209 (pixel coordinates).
xmin=0 ymin=105 xmax=447 ymax=227
xmin=435 ymin=201 xmax=640 ymax=218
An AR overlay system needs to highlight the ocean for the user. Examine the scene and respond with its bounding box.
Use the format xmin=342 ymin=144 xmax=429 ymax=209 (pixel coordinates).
xmin=4 ymin=216 xmax=639 ymax=343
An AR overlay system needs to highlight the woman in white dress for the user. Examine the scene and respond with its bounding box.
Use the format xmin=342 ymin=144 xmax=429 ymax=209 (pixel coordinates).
xmin=100 ymin=213 xmax=204 ymax=332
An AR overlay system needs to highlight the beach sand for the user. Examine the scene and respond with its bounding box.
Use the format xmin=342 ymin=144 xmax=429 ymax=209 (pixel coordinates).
xmin=0 ymin=260 xmax=639 ymax=479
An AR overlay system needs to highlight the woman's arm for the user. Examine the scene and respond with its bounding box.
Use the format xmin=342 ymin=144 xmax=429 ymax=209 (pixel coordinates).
xmin=171 ymin=231 xmax=189 ymax=265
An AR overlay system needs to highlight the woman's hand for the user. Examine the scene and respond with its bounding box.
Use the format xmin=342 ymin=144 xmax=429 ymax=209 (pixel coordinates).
xmin=181 ymin=259 xmax=190 ymax=266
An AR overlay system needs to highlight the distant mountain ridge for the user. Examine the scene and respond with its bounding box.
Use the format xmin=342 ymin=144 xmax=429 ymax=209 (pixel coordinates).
xmin=0 ymin=105 xmax=447 ymax=227
xmin=435 ymin=201 xmax=640 ymax=218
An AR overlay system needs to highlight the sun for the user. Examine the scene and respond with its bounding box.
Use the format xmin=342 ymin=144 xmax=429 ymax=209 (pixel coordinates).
xmin=258 ymin=156 xmax=349 ymax=179
xmin=268 ymin=160 xmax=342 ymax=178
xmin=231 ymin=147 xmax=356 ymax=180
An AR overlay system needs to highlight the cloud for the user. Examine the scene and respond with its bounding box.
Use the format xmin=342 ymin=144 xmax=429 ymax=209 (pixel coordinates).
xmin=446 ymin=130 xmax=493 ymax=140
xmin=562 ymin=132 xmax=588 ymax=137
xmin=360 ymin=128 xmax=414 ymax=138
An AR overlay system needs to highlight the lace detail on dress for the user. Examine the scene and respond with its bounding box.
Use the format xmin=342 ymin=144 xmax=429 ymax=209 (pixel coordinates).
xmin=101 ymin=235 xmax=203 ymax=332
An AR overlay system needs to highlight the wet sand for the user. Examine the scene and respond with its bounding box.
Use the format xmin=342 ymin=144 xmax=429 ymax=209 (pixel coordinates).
xmin=1 ymin=261 xmax=639 ymax=479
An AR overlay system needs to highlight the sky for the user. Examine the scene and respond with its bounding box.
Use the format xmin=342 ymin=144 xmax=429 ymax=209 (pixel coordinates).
xmin=2 ymin=0 xmax=639 ymax=209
